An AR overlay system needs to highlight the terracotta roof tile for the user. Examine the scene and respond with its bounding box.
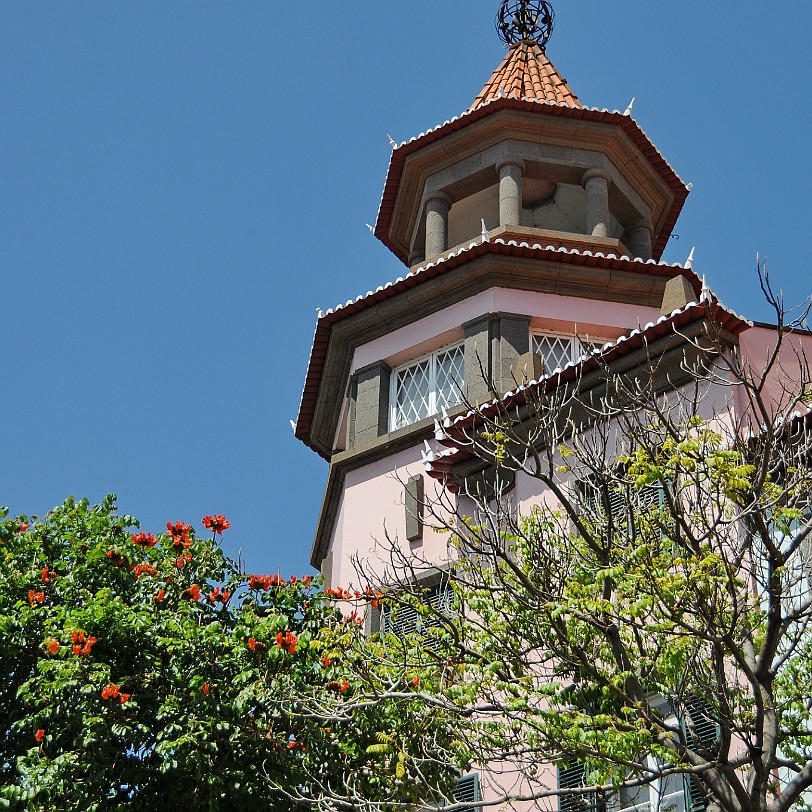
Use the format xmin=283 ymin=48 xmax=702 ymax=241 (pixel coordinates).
xmin=472 ymin=42 xmax=581 ymax=109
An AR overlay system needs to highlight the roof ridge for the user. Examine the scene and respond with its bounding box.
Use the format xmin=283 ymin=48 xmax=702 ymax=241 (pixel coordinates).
xmin=471 ymin=42 xmax=581 ymax=110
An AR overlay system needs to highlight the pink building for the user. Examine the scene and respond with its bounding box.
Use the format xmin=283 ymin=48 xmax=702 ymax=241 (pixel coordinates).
xmin=295 ymin=3 xmax=812 ymax=809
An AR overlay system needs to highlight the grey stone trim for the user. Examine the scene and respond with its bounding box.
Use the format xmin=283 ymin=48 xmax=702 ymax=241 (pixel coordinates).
xmin=660 ymin=275 xmax=697 ymax=316
xmin=463 ymin=312 xmax=531 ymax=403
xmin=405 ymin=474 xmax=424 ymax=542
xmin=493 ymin=313 xmax=532 ymax=394
xmin=514 ymin=349 xmax=546 ymax=384
xmin=350 ymin=360 xmax=391 ymax=448
xmin=321 ymin=549 xmax=334 ymax=590
xmin=463 ymin=314 xmax=492 ymax=405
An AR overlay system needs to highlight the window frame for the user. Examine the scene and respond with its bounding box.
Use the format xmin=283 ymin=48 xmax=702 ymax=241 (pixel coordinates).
xmin=389 ymin=342 xmax=465 ymax=431
xmin=530 ymin=331 xmax=599 ymax=373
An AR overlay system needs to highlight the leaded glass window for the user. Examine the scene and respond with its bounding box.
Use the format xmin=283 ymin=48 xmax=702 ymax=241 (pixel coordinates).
xmin=390 ymin=344 xmax=464 ymax=430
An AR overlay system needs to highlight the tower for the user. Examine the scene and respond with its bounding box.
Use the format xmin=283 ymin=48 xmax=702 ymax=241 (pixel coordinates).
xmin=294 ymin=6 xmax=812 ymax=809
xmin=295 ymin=0 xmax=699 ymax=589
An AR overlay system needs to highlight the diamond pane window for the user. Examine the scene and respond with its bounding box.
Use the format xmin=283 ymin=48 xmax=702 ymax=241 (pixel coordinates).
xmin=391 ymin=344 xmax=464 ymax=430
xmin=531 ymin=333 xmax=599 ymax=373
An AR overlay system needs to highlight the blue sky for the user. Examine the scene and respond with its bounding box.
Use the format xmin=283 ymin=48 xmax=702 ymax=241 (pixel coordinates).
xmin=2 ymin=2 xmax=810 ymax=578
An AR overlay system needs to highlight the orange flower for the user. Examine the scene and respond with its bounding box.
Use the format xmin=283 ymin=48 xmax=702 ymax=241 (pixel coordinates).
xmin=80 ymin=636 xmax=97 ymax=657
xmin=17 ymin=522 xmax=29 ymax=533
xmin=175 ymin=553 xmax=192 ymax=569
xmin=35 ymin=729 xmax=45 ymax=742
xmin=221 ymin=589 xmax=231 ymax=603
xmin=45 ymin=638 xmax=60 ymax=655
xmin=119 ymin=693 xmax=131 ymax=704
xmin=339 ymin=680 xmax=350 ymax=693
xmin=41 ymin=566 xmax=51 ymax=584
xmin=28 ymin=590 xmax=44 ymax=606
xmin=275 ymin=630 xmax=298 ymax=655
xmin=184 ymin=584 xmax=201 ymax=601
xmin=411 ymin=676 xmax=420 ymax=687
xmin=154 ymin=588 xmax=165 ymax=603
xmin=321 ymin=656 xmax=332 ymax=668
xmin=202 ymin=514 xmax=231 ymax=535
xmin=134 ymin=563 xmax=157 ymax=578
xmin=131 ymin=532 xmax=157 ymax=548
xmin=208 ymin=587 xmax=221 ymax=602
xmin=202 ymin=683 xmax=210 ymax=696
xmin=166 ymin=521 xmax=192 ymax=550
xmin=101 ymin=684 xmax=121 ymax=700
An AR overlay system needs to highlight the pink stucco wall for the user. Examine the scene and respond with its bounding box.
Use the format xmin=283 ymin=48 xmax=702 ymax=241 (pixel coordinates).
xmin=329 ymin=446 xmax=458 ymax=590
xmin=738 ymin=325 xmax=812 ymax=420
xmin=351 ymin=286 xmax=661 ymax=375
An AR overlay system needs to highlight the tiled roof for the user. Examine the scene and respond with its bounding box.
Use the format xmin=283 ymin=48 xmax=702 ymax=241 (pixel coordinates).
xmin=422 ymin=296 xmax=753 ymax=485
xmin=294 ymin=236 xmax=704 ymax=458
xmin=472 ymin=42 xmax=581 ymax=109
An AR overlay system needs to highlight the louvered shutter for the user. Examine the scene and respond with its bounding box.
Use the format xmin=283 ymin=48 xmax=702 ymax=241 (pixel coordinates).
xmin=558 ymin=762 xmax=606 ymax=812
xmin=454 ymin=774 xmax=480 ymax=812
xmin=380 ymin=580 xmax=454 ymax=637
xmin=680 ymin=698 xmax=721 ymax=812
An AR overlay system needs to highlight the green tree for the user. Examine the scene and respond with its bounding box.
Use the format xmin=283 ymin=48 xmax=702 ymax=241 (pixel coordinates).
xmin=375 ymin=269 xmax=812 ymax=812
xmin=0 ymin=496 xmax=461 ymax=810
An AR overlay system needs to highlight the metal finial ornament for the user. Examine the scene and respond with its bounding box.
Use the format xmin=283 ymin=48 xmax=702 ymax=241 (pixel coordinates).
xmin=496 ymin=0 xmax=555 ymax=48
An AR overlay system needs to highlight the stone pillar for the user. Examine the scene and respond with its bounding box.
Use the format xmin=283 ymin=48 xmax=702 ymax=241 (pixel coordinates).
xmin=348 ymin=361 xmax=391 ymax=448
xmin=463 ymin=313 xmax=531 ymax=403
xmin=496 ymin=160 xmax=525 ymax=228
xmin=582 ymin=169 xmax=611 ymax=238
xmin=628 ymin=218 xmax=654 ymax=260
xmin=491 ymin=313 xmax=531 ymax=394
xmin=424 ymin=192 xmax=452 ymax=258
xmin=408 ymin=249 xmax=425 ymax=267
xmin=463 ymin=315 xmax=492 ymax=405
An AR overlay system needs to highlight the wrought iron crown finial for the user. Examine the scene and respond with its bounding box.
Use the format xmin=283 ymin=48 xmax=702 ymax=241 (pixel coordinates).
xmin=496 ymin=0 xmax=555 ymax=49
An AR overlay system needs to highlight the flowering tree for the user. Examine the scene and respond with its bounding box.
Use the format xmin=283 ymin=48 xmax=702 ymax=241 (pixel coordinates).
xmin=0 ymin=495 xmax=462 ymax=810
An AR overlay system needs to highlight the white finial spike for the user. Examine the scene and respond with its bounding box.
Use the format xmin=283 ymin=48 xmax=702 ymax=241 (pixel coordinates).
xmin=365 ymin=223 xmax=374 ymax=233
xmin=434 ymin=419 xmax=445 ymax=441
xmin=685 ymin=246 xmax=695 ymax=270
xmin=497 ymin=85 xmax=506 ymax=98
xmin=623 ymin=97 xmax=635 ymax=116
xmin=316 ymin=307 xmax=324 ymax=318
xmin=700 ymin=274 xmax=710 ymax=302
xmin=387 ymin=133 xmax=396 ymax=147
xmin=686 ymin=182 xmax=694 ymax=192
xmin=289 ymin=419 xmax=297 ymax=432
xmin=481 ymin=218 xmax=489 ymax=242
xmin=421 ymin=440 xmax=435 ymax=465
xmin=442 ymin=408 xmax=452 ymax=428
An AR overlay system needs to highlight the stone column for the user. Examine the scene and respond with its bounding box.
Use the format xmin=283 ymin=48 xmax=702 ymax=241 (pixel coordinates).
xmin=408 ymin=249 xmax=425 ymax=267
xmin=582 ymin=168 xmax=611 ymax=238
xmin=496 ymin=160 xmax=525 ymax=228
xmin=628 ymin=218 xmax=654 ymax=260
xmin=424 ymin=192 xmax=452 ymax=258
